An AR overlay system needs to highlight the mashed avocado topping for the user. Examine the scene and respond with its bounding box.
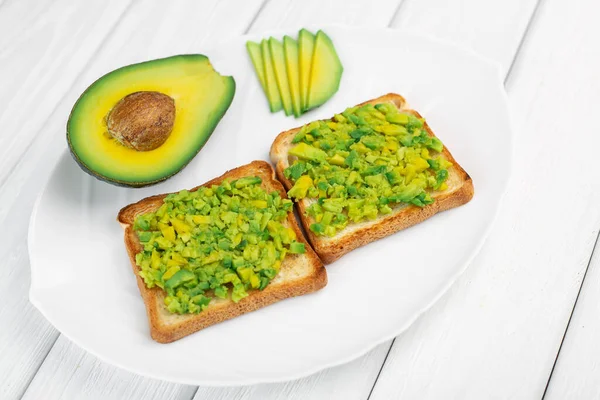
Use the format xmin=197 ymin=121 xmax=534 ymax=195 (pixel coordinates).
xmin=133 ymin=177 xmax=306 ymax=315
xmin=284 ymin=103 xmax=452 ymax=237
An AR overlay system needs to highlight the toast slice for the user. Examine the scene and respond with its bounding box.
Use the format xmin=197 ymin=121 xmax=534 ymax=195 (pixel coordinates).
xmin=118 ymin=161 xmax=326 ymax=343
xmin=270 ymin=93 xmax=474 ymax=264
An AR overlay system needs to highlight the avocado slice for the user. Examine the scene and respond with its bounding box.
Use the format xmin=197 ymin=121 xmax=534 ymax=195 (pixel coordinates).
xmin=268 ymin=37 xmax=294 ymax=116
xmin=298 ymin=29 xmax=315 ymax=111
xmin=260 ymin=39 xmax=283 ymax=113
xmin=246 ymin=41 xmax=269 ymax=99
xmin=306 ymin=31 xmax=343 ymax=110
xmin=67 ymin=55 xmax=235 ymax=187
xmin=283 ymin=36 xmax=302 ymax=117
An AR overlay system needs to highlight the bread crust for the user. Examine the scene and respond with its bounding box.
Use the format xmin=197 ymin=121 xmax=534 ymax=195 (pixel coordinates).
xmin=118 ymin=161 xmax=326 ymax=343
xmin=270 ymin=93 xmax=474 ymax=264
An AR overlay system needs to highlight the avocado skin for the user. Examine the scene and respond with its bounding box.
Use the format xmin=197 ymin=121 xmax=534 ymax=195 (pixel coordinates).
xmin=66 ymin=54 xmax=236 ymax=188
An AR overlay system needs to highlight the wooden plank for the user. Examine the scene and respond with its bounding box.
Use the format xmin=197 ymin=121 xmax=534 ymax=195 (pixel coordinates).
xmin=0 ymin=2 xmax=133 ymax=399
xmin=545 ymin=237 xmax=600 ymax=399
xmin=370 ymin=0 xmax=600 ymax=398
xmin=0 ymin=0 xmax=133 ymax=186
xmin=0 ymin=237 xmax=58 ymax=400
xmin=6 ymin=1 xmax=262 ymax=399
xmin=391 ymin=0 xmax=539 ymax=76
xmin=21 ymin=336 xmax=195 ymax=400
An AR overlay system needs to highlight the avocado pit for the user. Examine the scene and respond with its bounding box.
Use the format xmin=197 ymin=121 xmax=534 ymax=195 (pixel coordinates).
xmin=107 ymin=91 xmax=175 ymax=151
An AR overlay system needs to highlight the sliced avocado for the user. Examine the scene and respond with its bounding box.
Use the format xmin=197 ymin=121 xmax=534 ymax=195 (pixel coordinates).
xmin=268 ymin=37 xmax=294 ymax=116
xmin=67 ymin=55 xmax=235 ymax=187
xmin=260 ymin=39 xmax=283 ymax=113
xmin=246 ymin=41 xmax=269 ymax=99
xmin=298 ymin=29 xmax=315 ymax=111
xmin=307 ymin=31 xmax=343 ymax=110
xmin=283 ymin=36 xmax=302 ymax=117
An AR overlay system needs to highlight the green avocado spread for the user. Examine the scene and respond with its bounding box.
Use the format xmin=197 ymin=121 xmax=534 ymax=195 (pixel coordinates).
xmin=284 ymin=102 xmax=452 ymax=237
xmin=133 ymin=177 xmax=306 ymax=315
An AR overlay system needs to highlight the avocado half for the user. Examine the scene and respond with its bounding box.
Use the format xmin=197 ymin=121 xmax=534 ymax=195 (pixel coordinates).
xmin=67 ymin=55 xmax=235 ymax=187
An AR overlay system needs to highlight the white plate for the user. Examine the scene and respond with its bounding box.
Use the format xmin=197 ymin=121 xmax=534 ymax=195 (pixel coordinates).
xmin=29 ymin=26 xmax=512 ymax=385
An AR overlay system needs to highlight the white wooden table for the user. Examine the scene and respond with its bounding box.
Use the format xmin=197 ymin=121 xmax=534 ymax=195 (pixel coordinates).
xmin=2 ymin=0 xmax=599 ymax=398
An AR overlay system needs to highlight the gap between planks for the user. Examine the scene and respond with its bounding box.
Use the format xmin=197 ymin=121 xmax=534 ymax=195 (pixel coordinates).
xmin=542 ymin=231 xmax=600 ymax=398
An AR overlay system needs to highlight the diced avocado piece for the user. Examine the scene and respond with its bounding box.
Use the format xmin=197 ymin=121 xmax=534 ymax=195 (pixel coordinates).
xmin=137 ymin=231 xmax=152 ymax=243
xmin=289 ymin=142 xmax=327 ymax=162
xmin=289 ymin=241 xmax=306 ymax=254
xmin=165 ymin=269 xmax=196 ymax=290
xmin=192 ymin=215 xmax=211 ymax=224
xmin=380 ymin=124 xmax=408 ymax=136
xmin=170 ymin=218 xmax=190 ymax=234
xmin=162 ymin=266 xmax=180 ymax=281
xmin=250 ymin=200 xmax=268 ymax=209
xmin=191 ymin=294 xmax=211 ymax=307
xmin=283 ymin=36 xmax=302 ymax=117
xmin=234 ymin=176 xmax=262 ymax=188
xmin=214 ymin=286 xmax=228 ymax=299
xmin=298 ymin=29 xmax=316 ymax=111
xmin=261 ymin=39 xmax=283 ymax=113
xmin=306 ymin=30 xmax=343 ymax=110
xmin=161 ymin=226 xmax=176 ymax=242
xmin=232 ymin=258 xmax=245 ymax=269
xmin=268 ymin=37 xmax=294 ymax=116
xmin=232 ymin=283 xmax=248 ymax=303
xmin=428 ymin=137 xmax=444 ymax=152
xmin=249 ymin=273 xmax=261 ymax=289
xmin=284 ymin=161 xmax=307 ymax=180
xmin=288 ymin=175 xmax=313 ymax=199
xmin=374 ymin=103 xmax=397 ymax=114
xmin=246 ymin=41 xmax=269 ymax=98
xmin=237 ymin=266 xmax=253 ymax=283
xmin=309 ymin=223 xmax=325 ymax=234
xmin=67 ymin=55 xmax=235 ymax=187
xmin=386 ymin=112 xmax=409 ymax=125
xmin=328 ymin=154 xmax=346 ymax=166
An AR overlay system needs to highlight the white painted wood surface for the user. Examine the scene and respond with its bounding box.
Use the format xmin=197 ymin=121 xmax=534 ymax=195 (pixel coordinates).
xmin=545 ymin=238 xmax=600 ymax=399
xmin=22 ymin=336 xmax=195 ymax=400
xmin=0 ymin=2 xmax=133 ymax=398
xmin=2 ymin=0 xmax=600 ymax=399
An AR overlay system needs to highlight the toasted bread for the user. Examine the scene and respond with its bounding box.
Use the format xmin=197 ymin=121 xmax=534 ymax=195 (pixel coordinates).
xmin=118 ymin=161 xmax=326 ymax=343
xmin=270 ymin=93 xmax=474 ymax=264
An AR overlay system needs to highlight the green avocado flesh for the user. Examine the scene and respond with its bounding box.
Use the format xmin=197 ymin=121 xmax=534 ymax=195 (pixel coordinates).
xmin=133 ymin=177 xmax=306 ymax=315
xmin=298 ymin=29 xmax=316 ymax=111
xmin=284 ymin=103 xmax=451 ymax=237
xmin=246 ymin=41 xmax=269 ymax=99
xmin=306 ymin=31 xmax=343 ymax=110
xmin=260 ymin=39 xmax=283 ymax=113
xmin=269 ymin=38 xmax=294 ymax=116
xmin=67 ymin=55 xmax=235 ymax=187
xmin=283 ymin=36 xmax=302 ymax=117
xmin=298 ymin=29 xmax=315 ymax=111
